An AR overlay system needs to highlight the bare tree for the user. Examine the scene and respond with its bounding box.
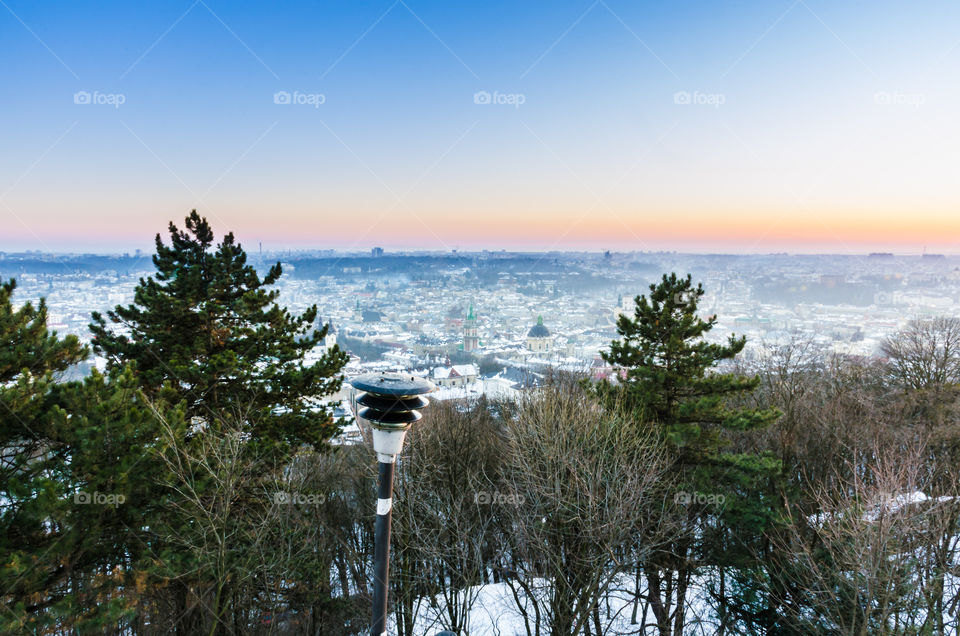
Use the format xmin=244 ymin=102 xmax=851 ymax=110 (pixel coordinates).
xmin=144 ymin=407 xmax=374 ymax=635
xmin=881 ymin=317 xmax=960 ymax=391
xmin=775 ymin=442 xmax=937 ymax=635
xmin=147 ymin=409 xmax=282 ymax=635
xmin=497 ymin=377 xmax=673 ymax=636
xmin=390 ymin=397 xmax=507 ymax=636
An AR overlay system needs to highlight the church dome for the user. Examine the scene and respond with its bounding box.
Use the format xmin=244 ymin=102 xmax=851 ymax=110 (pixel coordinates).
xmin=527 ymin=315 xmax=550 ymax=338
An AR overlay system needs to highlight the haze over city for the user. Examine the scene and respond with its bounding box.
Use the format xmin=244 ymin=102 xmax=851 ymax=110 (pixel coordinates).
xmin=4 ymin=0 xmax=960 ymax=253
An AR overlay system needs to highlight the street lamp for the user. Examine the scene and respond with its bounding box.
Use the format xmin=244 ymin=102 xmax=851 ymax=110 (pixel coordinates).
xmin=350 ymin=372 xmax=435 ymax=636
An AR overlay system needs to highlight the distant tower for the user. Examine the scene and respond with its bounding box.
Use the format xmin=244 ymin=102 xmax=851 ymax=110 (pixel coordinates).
xmin=565 ymin=335 xmax=577 ymax=357
xmin=526 ymin=315 xmax=552 ymax=354
xmin=613 ymin=293 xmax=629 ymax=321
xmin=324 ymin=321 xmax=337 ymax=351
xmin=463 ymin=304 xmax=479 ymax=352
xmin=371 ymin=246 xmax=384 ymax=257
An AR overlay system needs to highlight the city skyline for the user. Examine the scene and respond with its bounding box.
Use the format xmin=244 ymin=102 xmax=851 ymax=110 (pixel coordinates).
xmin=3 ymin=0 xmax=960 ymax=253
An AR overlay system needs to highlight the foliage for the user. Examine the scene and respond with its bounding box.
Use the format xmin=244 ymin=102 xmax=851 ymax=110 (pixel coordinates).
xmin=0 ymin=279 xmax=163 ymax=632
xmin=91 ymin=210 xmax=348 ymax=452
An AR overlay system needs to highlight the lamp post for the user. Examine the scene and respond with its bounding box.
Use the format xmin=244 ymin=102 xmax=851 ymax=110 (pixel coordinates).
xmin=350 ymin=372 xmax=435 ymax=636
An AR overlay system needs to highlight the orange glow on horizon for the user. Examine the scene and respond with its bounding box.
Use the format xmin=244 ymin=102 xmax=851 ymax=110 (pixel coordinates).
xmin=16 ymin=210 xmax=951 ymax=253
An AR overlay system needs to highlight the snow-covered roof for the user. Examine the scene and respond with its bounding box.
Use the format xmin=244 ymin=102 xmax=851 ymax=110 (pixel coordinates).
xmin=433 ymin=364 xmax=479 ymax=379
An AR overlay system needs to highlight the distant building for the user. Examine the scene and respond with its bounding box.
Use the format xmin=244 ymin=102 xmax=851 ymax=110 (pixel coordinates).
xmin=304 ymin=322 xmax=338 ymax=364
xmin=323 ymin=325 xmax=337 ymax=350
xmin=565 ymin=335 xmax=577 ymax=357
xmin=485 ymin=366 xmax=543 ymax=396
xmin=463 ymin=304 xmax=479 ymax=352
xmin=526 ymin=315 xmax=552 ymax=354
xmin=613 ymin=293 xmax=630 ymax=322
xmin=433 ymin=364 xmax=479 ymax=388
xmin=371 ymin=247 xmax=384 ymax=257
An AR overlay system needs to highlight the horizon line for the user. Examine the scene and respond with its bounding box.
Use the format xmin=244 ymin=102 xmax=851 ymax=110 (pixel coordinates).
xmin=2 ymin=248 xmax=959 ymax=258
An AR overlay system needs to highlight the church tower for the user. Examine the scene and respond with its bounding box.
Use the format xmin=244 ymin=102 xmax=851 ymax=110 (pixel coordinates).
xmin=463 ymin=304 xmax=479 ymax=352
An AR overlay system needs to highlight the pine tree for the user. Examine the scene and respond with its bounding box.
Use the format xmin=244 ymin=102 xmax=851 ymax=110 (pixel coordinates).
xmin=90 ymin=211 xmax=349 ymax=631
xmin=1 ymin=278 xmax=83 ymax=627
xmin=600 ymin=273 xmax=781 ymax=636
xmin=603 ymin=272 xmax=779 ymax=455
xmin=0 ymin=278 xmax=85 ymax=383
xmin=0 ymin=279 xmax=162 ymax=631
xmin=90 ymin=210 xmax=348 ymax=451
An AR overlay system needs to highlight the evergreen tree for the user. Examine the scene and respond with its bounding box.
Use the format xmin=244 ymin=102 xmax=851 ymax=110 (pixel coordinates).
xmin=0 ymin=279 xmax=163 ymax=631
xmin=599 ymin=273 xmax=781 ymax=635
xmin=0 ymin=279 xmax=85 ymax=623
xmin=90 ymin=211 xmax=348 ymax=631
xmin=90 ymin=210 xmax=348 ymax=450
xmin=0 ymin=278 xmax=85 ymax=384
xmin=603 ymin=273 xmax=778 ymax=454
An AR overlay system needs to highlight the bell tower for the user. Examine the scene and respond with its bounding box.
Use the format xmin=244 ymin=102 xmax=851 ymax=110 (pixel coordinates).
xmin=463 ymin=304 xmax=479 ymax=352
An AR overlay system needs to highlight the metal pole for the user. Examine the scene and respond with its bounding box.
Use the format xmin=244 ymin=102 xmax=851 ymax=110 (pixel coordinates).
xmin=350 ymin=372 xmax=435 ymax=636
xmin=371 ymin=459 xmax=395 ymax=636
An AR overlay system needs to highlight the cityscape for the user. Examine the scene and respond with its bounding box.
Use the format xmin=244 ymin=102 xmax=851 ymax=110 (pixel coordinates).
xmin=5 ymin=247 xmax=958 ymax=386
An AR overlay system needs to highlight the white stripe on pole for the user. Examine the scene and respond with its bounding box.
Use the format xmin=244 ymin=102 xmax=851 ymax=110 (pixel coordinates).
xmin=377 ymin=497 xmax=392 ymax=515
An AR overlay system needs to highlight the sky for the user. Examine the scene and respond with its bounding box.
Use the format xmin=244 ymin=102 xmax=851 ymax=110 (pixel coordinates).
xmin=2 ymin=0 xmax=959 ymax=254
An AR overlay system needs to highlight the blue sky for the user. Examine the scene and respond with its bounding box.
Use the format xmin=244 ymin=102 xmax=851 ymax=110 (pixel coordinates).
xmin=2 ymin=1 xmax=959 ymax=252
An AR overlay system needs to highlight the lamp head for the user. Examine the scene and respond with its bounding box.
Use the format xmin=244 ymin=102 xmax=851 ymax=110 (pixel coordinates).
xmin=350 ymin=372 xmax=436 ymax=462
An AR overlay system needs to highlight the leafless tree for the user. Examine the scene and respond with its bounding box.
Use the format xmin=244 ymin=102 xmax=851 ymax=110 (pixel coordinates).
xmin=881 ymin=317 xmax=960 ymax=391
xmin=147 ymin=409 xmax=282 ymax=635
xmin=390 ymin=397 xmax=507 ymax=636
xmin=496 ymin=377 xmax=674 ymax=636
xmin=144 ymin=408 xmax=374 ymax=635
xmin=775 ymin=442 xmax=941 ymax=635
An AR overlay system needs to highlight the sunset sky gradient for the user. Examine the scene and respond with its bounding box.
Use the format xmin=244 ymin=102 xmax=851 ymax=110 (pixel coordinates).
xmin=2 ymin=0 xmax=959 ymax=253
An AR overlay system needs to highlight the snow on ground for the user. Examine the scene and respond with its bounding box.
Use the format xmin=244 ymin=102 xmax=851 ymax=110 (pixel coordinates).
xmin=389 ymin=573 xmax=720 ymax=635
xmin=390 ymin=561 xmax=960 ymax=635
